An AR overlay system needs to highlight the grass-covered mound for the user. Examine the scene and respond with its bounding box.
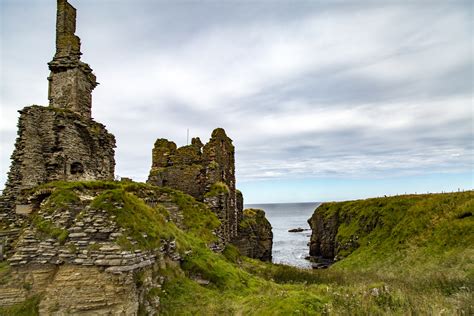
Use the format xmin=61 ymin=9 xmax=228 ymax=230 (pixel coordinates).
xmin=311 ymin=191 xmax=474 ymax=276
xmin=28 ymin=180 xmax=220 ymax=248
xmin=1 ymin=183 xmax=472 ymax=315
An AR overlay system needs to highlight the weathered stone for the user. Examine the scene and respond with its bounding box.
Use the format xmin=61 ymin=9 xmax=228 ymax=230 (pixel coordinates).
xmin=48 ymin=0 xmax=97 ymax=118
xmin=147 ymin=128 xmax=241 ymax=245
xmin=232 ymin=208 xmax=273 ymax=262
xmin=69 ymin=232 xmax=88 ymax=238
xmin=0 ymin=0 xmax=115 ymax=227
xmin=308 ymin=208 xmax=340 ymax=259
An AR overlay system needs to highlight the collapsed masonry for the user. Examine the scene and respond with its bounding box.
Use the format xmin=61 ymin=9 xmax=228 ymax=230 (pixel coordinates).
xmin=147 ymin=129 xmax=238 ymax=244
xmin=0 ymin=0 xmax=273 ymax=312
xmin=0 ymin=0 xmax=116 ymax=229
xmin=1 ymin=0 xmax=270 ymax=265
xmin=147 ymin=130 xmax=273 ymax=260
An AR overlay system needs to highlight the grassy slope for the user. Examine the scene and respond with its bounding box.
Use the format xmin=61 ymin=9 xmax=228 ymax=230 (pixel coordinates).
xmin=159 ymin=191 xmax=473 ymax=315
xmin=321 ymin=191 xmax=474 ymax=276
xmin=1 ymin=183 xmax=472 ymax=315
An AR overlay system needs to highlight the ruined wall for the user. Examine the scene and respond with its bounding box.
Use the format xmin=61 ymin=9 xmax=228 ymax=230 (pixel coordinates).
xmin=0 ymin=106 xmax=115 ymax=227
xmin=0 ymin=184 xmax=186 ymax=315
xmin=48 ymin=0 xmax=97 ymax=119
xmin=148 ymin=138 xmax=206 ymax=200
xmin=147 ymin=128 xmax=240 ymax=245
xmin=203 ymin=128 xmax=238 ymax=240
xmin=0 ymin=0 xmax=114 ymax=230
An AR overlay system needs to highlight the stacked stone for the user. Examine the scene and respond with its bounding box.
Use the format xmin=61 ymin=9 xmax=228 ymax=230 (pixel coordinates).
xmin=8 ymin=200 xmax=180 ymax=274
xmin=0 ymin=106 xmax=115 ymax=228
xmin=147 ymin=128 xmax=241 ymax=245
xmin=48 ymin=0 xmax=97 ymax=119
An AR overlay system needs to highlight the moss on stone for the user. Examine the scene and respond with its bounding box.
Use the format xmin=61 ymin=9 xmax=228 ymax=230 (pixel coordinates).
xmin=90 ymin=188 xmax=175 ymax=250
xmin=160 ymin=187 xmax=220 ymax=244
xmin=204 ymin=182 xmax=230 ymax=198
xmin=0 ymin=294 xmax=41 ymax=316
xmin=32 ymin=217 xmax=69 ymax=244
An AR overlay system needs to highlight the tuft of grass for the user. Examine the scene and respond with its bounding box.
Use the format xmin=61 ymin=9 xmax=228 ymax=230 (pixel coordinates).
xmin=32 ymin=217 xmax=68 ymax=244
xmin=90 ymin=188 xmax=176 ymax=250
xmin=0 ymin=295 xmax=41 ymax=316
xmin=204 ymin=182 xmax=230 ymax=198
xmin=160 ymin=187 xmax=220 ymax=244
xmin=222 ymin=244 xmax=241 ymax=263
xmin=0 ymin=261 xmax=12 ymax=286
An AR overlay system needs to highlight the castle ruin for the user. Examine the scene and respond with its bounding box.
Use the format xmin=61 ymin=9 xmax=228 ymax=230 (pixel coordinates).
xmin=0 ymin=0 xmax=116 ymax=227
xmin=147 ymin=129 xmax=272 ymax=260
xmin=147 ymin=128 xmax=240 ymax=245
xmin=0 ymin=0 xmax=271 ymax=264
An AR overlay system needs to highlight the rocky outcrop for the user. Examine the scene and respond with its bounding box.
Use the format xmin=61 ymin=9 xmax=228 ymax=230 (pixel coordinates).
xmin=232 ymin=209 xmax=273 ymax=261
xmin=308 ymin=208 xmax=340 ymax=260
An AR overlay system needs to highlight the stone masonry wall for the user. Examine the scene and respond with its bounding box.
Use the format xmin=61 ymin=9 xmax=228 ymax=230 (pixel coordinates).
xmin=48 ymin=0 xmax=97 ymax=119
xmin=147 ymin=128 xmax=240 ymax=245
xmin=0 ymin=106 xmax=115 ymax=228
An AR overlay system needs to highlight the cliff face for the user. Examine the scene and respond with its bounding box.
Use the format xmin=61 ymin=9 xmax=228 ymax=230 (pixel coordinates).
xmin=308 ymin=191 xmax=474 ymax=265
xmin=232 ymin=209 xmax=273 ymax=261
xmin=0 ymin=181 xmax=219 ymax=314
xmin=308 ymin=209 xmax=339 ymax=259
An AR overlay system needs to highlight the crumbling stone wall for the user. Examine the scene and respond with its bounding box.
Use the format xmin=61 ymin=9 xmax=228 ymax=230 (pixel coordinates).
xmin=48 ymin=0 xmax=97 ymax=119
xmin=0 ymin=106 xmax=115 ymax=227
xmin=148 ymin=138 xmax=206 ymax=200
xmin=147 ymin=128 xmax=240 ymax=245
xmin=0 ymin=0 xmax=115 ymax=230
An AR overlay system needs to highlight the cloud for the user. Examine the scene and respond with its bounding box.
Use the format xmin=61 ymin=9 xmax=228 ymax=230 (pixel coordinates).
xmin=0 ymin=0 xmax=472 ymax=192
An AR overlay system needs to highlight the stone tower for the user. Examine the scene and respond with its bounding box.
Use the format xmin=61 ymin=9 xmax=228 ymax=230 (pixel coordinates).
xmin=0 ymin=0 xmax=115 ymax=227
xmin=147 ymin=128 xmax=240 ymax=245
xmin=48 ymin=0 xmax=97 ymax=118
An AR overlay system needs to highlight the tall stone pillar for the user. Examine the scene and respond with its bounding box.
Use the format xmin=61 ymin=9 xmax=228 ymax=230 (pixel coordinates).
xmin=48 ymin=0 xmax=97 ymax=119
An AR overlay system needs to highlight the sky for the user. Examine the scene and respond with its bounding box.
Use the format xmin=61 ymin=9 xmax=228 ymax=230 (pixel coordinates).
xmin=0 ymin=0 xmax=472 ymax=203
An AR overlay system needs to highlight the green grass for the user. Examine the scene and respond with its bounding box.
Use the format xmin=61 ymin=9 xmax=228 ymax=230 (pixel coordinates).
xmin=0 ymin=295 xmax=41 ymax=316
xmin=204 ymin=181 xmax=230 ymax=197
xmin=160 ymin=187 xmax=220 ymax=244
xmin=29 ymin=180 xmax=221 ymax=250
xmin=31 ymin=217 xmax=69 ymax=244
xmin=90 ymin=188 xmax=176 ymax=250
xmin=10 ymin=183 xmax=473 ymax=315
xmin=315 ymin=191 xmax=474 ymax=276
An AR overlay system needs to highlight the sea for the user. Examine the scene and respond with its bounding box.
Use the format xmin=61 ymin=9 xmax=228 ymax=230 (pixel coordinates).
xmin=245 ymin=202 xmax=321 ymax=269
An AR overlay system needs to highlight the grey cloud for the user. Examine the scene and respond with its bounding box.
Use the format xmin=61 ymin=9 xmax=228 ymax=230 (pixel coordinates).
xmin=1 ymin=0 xmax=472 ymax=188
